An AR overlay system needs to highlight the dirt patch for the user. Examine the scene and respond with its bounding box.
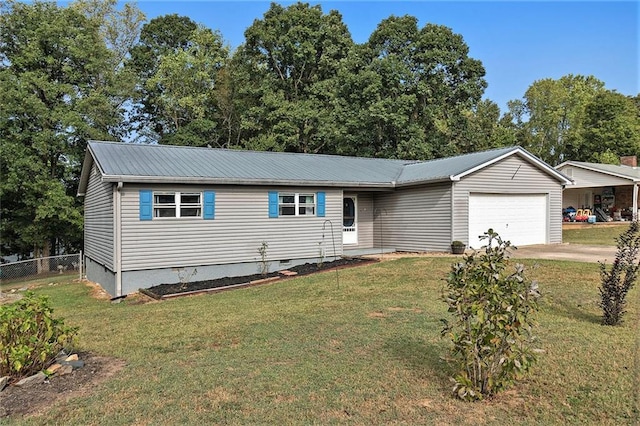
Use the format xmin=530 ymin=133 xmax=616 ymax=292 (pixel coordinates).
xmin=362 ymin=251 xmax=458 ymax=261
xmin=144 ymin=257 xmax=375 ymax=298
xmin=0 ymin=352 xmax=125 ymax=419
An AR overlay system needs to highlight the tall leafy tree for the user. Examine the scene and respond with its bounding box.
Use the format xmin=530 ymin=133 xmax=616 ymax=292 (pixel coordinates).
xmin=128 ymin=14 xmax=199 ymax=142
xmin=237 ymin=2 xmax=353 ymax=153
xmin=329 ymin=16 xmax=487 ymax=159
xmin=579 ymin=91 xmax=640 ymax=162
xmin=509 ymin=74 xmax=605 ymax=164
xmin=145 ymin=26 xmax=228 ymax=146
xmin=455 ymin=100 xmax=517 ymax=154
xmin=0 ymin=0 xmax=130 ymax=258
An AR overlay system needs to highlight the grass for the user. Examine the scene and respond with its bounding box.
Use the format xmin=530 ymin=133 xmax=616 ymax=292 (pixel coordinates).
xmin=5 ymin=256 xmax=640 ymax=425
xmin=0 ymin=273 xmax=78 ymax=293
xmin=563 ymin=223 xmax=629 ymax=246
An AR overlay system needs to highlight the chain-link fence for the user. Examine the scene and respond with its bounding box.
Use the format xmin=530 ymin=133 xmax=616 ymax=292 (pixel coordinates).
xmin=0 ymin=252 xmax=82 ymax=284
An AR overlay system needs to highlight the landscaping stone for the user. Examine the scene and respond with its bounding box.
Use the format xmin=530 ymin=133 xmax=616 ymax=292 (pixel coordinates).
xmin=65 ymin=354 xmax=79 ymax=362
xmin=15 ymin=372 xmax=46 ymax=387
xmin=0 ymin=376 xmax=9 ymax=392
xmin=279 ymin=270 xmax=298 ymax=276
xmin=47 ymin=363 xmax=63 ymax=374
xmin=61 ymin=360 xmax=85 ymax=370
xmin=57 ymin=365 xmax=74 ymax=376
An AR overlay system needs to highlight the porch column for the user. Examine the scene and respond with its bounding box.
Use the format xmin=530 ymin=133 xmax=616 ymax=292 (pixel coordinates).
xmin=634 ymin=183 xmax=638 ymax=222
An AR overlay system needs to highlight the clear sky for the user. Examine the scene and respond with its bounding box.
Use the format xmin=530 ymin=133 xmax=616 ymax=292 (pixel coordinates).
xmin=132 ymin=1 xmax=638 ymax=112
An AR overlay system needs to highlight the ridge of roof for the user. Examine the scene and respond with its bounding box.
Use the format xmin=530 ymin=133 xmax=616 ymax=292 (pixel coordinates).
xmin=87 ymin=140 xmax=415 ymax=165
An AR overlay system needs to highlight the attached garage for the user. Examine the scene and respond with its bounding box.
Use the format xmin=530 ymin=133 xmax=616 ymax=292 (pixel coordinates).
xmin=468 ymin=193 xmax=548 ymax=248
xmin=451 ymin=151 xmax=570 ymax=249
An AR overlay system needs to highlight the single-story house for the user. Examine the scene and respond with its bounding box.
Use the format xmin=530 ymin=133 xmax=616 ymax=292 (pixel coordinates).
xmin=78 ymin=141 xmax=571 ymax=296
xmin=556 ymin=156 xmax=640 ymax=221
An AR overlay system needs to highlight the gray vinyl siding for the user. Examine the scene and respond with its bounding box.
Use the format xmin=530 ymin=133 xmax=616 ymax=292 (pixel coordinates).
xmin=84 ymin=164 xmax=114 ymax=269
xmin=349 ymin=193 xmax=374 ymax=249
xmin=120 ymin=185 xmax=342 ymax=271
xmin=373 ymin=183 xmax=452 ymax=251
xmin=453 ymin=156 xmax=563 ymax=245
xmin=558 ymin=166 xmax=633 ymax=188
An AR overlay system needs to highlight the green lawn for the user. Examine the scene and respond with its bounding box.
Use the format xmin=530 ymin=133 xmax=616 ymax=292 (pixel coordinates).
xmin=5 ymin=257 xmax=639 ymax=425
xmin=563 ymin=224 xmax=629 ymax=246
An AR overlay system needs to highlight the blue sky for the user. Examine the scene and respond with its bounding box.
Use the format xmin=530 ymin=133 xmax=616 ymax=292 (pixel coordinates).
xmin=134 ymin=1 xmax=637 ymax=112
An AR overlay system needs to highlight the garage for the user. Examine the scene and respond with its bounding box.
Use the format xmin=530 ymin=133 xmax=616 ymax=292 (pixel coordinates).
xmin=468 ymin=193 xmax=548 ymax=248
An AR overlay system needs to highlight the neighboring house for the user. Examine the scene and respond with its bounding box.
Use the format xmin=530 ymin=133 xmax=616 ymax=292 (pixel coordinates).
xmin=556 ymin=156 xmax=640 ymax=221
xmin=78 ymin=141 xmax=571 ymax=296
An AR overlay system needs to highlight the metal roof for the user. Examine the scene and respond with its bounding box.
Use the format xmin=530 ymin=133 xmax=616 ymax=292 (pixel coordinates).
xmin=78 ymin=141 xmax=571 ymax=195
xmin=396 ymin=146 xmax=520 ymax=184
xmin=557 ymin=161 xmax=640 ymax=182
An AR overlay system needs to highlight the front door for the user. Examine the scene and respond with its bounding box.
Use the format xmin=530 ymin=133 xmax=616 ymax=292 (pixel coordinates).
xmin=343 ymin=196 xmax=357 ymax=245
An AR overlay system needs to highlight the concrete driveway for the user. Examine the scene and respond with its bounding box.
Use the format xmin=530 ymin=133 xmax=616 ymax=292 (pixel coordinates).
xmin=509 ymin=243 xmax=617 ymax=263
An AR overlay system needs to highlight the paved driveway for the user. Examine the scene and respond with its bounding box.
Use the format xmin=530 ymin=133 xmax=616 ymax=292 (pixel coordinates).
xmin=509 ymin=244 xmax=617 ymax=263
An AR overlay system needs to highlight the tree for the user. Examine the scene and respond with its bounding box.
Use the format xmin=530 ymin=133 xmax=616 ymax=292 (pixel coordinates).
xmin=508 ymin=75 xmax=605 ymax=164
xmin=236 ymin=2 xmax=353 ymax=153
xmin=128 ymin=14 xmax=199 ymax=142
xmin=0 ymin=1 xmax=129 ymax=259
xmin=455 ymin=100 xmax=517 ymax=154
xmin=578 ymin=91 xmax=640 ymax=162
xmin=329 ymin=16 xmax=487 ymax=160
xmin=599 ymin=221 xmax=640 ymax=325
xmin=442 ymin=230 xmax=540 ymax=401
xmin=144 ymin=26 xmax=228 ymax=146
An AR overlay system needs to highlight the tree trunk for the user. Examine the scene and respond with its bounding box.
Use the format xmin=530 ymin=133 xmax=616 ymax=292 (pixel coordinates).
xmin=35 ymin=241 xmax=51 ymax=274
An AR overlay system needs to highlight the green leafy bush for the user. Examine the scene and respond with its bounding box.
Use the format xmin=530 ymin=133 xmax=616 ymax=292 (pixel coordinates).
xmin=599 ymin=221 xmax=640 ymax=326
xmin=0 ymin=291 xmax=77 ymax=379
xmin=441 ymin=230 xmax=540 ymax=401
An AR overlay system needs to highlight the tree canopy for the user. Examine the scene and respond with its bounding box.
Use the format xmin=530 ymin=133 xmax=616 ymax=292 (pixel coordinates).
xmin=1 ymin=0 xmax=638 ymax=259
xmin=0 ymin=0 xmax=135 ymax=257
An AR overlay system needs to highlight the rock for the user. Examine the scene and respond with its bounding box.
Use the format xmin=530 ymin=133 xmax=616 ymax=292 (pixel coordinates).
xmin=60 ymin=360 xmax=85 ymax=370
xmin=279 ymin=270 xmax=298 ymax=277
xmin=46 ymin=363 xmax=62 ymax=374
xmin=65 ymin=354 xmax=79 ymax=362
xmin=57 ymin=365 xmax=74 ymax=376
xmin=0 ymin=376 xmax=9 ymax=391
xmin=15 ymin=372 xmax=46 ymax=387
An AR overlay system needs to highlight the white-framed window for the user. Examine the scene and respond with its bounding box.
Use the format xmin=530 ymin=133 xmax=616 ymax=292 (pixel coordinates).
xmin=154 ymin=192 xmax=202 ymax=218
xmin=278 ymin=193 xmax=315 ymax=216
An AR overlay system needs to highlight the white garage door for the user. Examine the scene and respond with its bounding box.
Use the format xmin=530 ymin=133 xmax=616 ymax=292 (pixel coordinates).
xmin=468 ymin=194 xmax=547 ymax=249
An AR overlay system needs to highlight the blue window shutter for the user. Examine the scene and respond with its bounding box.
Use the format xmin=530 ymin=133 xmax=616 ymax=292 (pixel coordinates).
xmin=203 ymin=191 xmax=215 ymax=219
xmin=139 ymin=190 xmax=153 ymax=220
xmin=268 ymin=191 xmax=278 ymax=218
xmin=317 ymin=191 xmax=326 ymax=217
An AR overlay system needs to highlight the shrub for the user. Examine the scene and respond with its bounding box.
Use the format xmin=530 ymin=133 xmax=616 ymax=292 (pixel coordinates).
xmin=599 ymin=221 xmax=640 ymax=326
xmin=0 ymin=291 xmax=78 ymax=379
xmin=441 ymin=230 xmax=540 ymax=401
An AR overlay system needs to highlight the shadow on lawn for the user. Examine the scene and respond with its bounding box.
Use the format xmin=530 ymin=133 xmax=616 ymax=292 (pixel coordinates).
xmin=383 ymin=335 xmax=452 ymax=391
xmin=554 ymin=300 xmax=601 ymax=324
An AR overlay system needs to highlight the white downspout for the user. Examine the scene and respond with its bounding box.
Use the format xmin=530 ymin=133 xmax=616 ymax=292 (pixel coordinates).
xmin=633 ymin=182 xmax=638 ymax=222
xmin=115 ymin=182 xmax=123 ymax=296
xmin=450 ymin=182 xmax=456 ymax=244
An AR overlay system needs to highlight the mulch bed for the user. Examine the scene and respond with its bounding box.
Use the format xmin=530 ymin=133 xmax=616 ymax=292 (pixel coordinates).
xmin=0 ymin=352 xmax=125 ymax=419
xmin=141 ymin=257 xmax=374 ymax=299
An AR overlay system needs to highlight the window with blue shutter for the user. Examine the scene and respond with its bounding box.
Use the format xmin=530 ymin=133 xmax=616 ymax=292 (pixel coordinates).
xmin=139 ymin=190 xmax=153 ymax=220
xmin=268 ymin=191 xmax=278 ymax=218
xmin=203 ymin=191 xmax=215 ymax=219
xmin=317 ymin=192 xmax=326 ymax=217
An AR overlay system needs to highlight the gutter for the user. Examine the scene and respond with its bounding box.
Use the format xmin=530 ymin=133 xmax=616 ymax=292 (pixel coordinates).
xmin=99 ymin=175 xmax=397 ymax=189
